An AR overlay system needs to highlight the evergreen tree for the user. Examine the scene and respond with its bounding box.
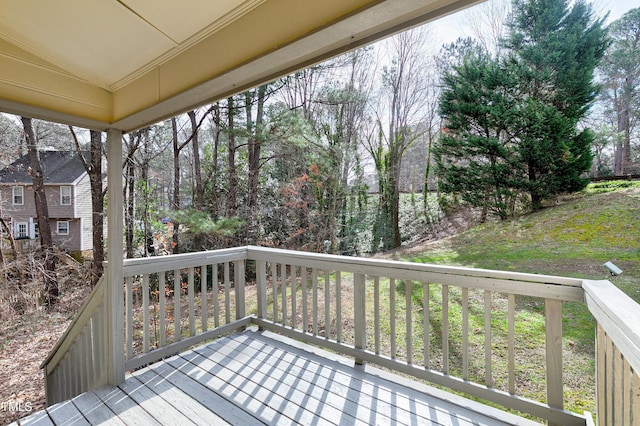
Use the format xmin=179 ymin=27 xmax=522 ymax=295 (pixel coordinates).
xmin=505 ymin=0 xmax=607 ymax=209
xmin=435 ymin=48 xmax=522 ymax=220
xmin=436 ymin=0 xmax=607 ymax=217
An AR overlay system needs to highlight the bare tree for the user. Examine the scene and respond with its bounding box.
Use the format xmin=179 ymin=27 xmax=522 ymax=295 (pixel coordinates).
xmin=69 ymin=127 xmax=105 ymax=285
xmin=366 ymin=27 xmax=433 ymax=249
xmin=463 ymin=0 xmax=511 ymax=55
xmin=22 ymin=117 xmax=58 ymax=307
xmin=187 ymin=110 xmax=205 ymax=209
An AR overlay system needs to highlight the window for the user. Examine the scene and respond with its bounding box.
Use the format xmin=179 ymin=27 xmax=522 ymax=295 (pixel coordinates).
xmin=60 ymin=186 xmax=72 ymax=205
xmin=57 ymin=221 xmax=69 ymax=235
xmin=16 ymin=222 xmax=28 ymax=238
xmin=34 ymin=223 xmax=39 ymax=239
xmin=12 ymin=186 xmax=23 ymax=205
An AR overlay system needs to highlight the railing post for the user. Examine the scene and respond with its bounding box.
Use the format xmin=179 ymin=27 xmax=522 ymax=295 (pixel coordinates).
xmin=545 ymin=298 xmax=563 ymax=426
xmin=105 ymin=128 xmax=125 ymax=386
xmin=235 ymin=259 xmax=246 ymax=319
xmin=256 ymin=260 xmax=267 ymax=320
xmin=354 ymin=273 xmax=366 ymax=365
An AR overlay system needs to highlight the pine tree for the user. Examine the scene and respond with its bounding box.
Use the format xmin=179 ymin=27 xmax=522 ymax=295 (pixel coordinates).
xmin=435 ymin=0 xmax=607 ymax=217
xmin=506 ymin=0 xmax=607 ymax=209
xmin=435 ymin=45 xmax=522 ymax=220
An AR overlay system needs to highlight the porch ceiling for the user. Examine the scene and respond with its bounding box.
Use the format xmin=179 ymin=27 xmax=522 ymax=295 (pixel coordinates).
xmin=0 ymin=0 xmax=481 ymax=133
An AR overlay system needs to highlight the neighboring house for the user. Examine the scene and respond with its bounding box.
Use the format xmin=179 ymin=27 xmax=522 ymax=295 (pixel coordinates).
xmin=0 ymin=150 xmax=93 ymax=254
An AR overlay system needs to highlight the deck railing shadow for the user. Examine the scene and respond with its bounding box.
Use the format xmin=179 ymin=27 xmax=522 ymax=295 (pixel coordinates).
xmin=41 ymin=246 xmax=640 ymax=426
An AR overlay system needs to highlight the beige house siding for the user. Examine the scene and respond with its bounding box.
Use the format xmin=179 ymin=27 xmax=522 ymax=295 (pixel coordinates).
xmin=46 ymin=185 xmax=76 ymax=218
xmin=52 ymin=218 xmax=82 ymax=251
xmin=0 ymin=177 xmax=93 ymax=252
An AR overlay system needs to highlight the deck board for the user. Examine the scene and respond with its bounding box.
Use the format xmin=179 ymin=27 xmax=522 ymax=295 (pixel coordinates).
xmin=16 ymin=329 xmax=541 ymax=425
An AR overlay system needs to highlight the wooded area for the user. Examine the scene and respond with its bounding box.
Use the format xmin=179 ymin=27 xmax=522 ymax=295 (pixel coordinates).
xmin=0 ymin=0 xmax=638 ymax=299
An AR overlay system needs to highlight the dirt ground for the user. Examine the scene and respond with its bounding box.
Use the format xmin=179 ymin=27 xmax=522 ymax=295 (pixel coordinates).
xmin=0 ymin=285 xmax=90 ymax=425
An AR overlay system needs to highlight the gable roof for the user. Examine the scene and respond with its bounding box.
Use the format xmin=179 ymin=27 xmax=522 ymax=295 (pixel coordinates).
xmin=0 ymin=151 xmax=87 ymax=185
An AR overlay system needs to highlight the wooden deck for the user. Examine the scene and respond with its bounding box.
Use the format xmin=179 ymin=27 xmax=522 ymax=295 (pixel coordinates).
xmin=15 ymin=329 xmax=540 ymax=426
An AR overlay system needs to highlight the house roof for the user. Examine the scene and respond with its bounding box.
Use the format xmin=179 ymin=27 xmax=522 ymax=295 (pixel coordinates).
xmin=0 ymin=0 xmax=481 ymax=133
xmin=0 ymin=151 xmax=87 ymax=185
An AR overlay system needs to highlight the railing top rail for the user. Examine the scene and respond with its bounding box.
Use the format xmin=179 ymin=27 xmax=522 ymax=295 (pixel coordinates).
xmin=41 ymin=275 xmax=106 ymax=371
xmin=246 ymin=246 xmax=584 ymax=302
xmin=122 ymin=246 xmax=248 ymax=277
xmin=247 ymin=245 xmax=582 ymax=285
xmin=583 ymin=279 xmax=640 ymax=373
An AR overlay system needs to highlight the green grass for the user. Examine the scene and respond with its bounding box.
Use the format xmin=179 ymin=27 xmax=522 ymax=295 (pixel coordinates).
xmin=392 ymin=185 xmax=640 ymax=418
xmin=407 ymin=186 xmax=640 ymax=290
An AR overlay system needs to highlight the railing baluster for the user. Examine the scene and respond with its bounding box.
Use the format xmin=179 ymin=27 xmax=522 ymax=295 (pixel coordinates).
xmin=390 ymin=278 xmax=396 ymax=359
xmin=596 ymin=323 xmax=605 ymax=426
xmin=301 ymin=267 xmax=308 ymax=333
xmin=336 ymin=271 xmax=342 ymax=343
xmin=201 ymin=265 xmax=208 ymax=332
xmin=174 ymin=269 xmax=181 ymax=342
xmin=423 ymin=282 xmax=430 ymax=370
xmin=614 ymin=345 xmax=623 ymax=423
xmin=142 ymin=273 xmax=150 ymax=353
xmin=188 ymin=267 xmax=195 ymax=336
xmin=235 ymin=259 xmax=245 ymax=319
xmin=126 ymin=276 xmax=133 ymax=359
xmin=545 ymin=297 xmax=563 ymax=424
xmin=484 ymin=290 xmax=492 ymax=387
xmin=291 ymin=266 xmax=298 ymax=330
xmin=374 ymin=277 xmax=380 ymax=355
xmin=312 ymin=268 xmax=318 ymax=336
xmin=224 ymin=262 xmax=231 ymax=324
xmin=605 ymin=331 xmax=613 ymax=426
xmin=632 ymin=364 xmax=640 ymax=423
xmin=406 ymin=280 xmax=412 ymax=365
xmin=212 ymin=263 xmax=219 ymax=328
xmin=257 ymin=260 xmax=267 ymax=320
xmin=508 ymin=293 xmax=515 ymax=394
xmin=272 ymin=263 xmax=278 ymax=323
xmin=462 ymin=287 xmax=469 ymax=380
xmin=623 ymin=356 xmax=631 ymax=424
xmin=324 ymin=270 xmax=331 ymax=339
xmin=354 ymin=273 xmax=366 ymax=365
xmin=442 ymin=284 xmax=449 ymax=374
xmin=282 ymin=264 xmax=288 ymax=328
xmin=159 ymin=272 xmax=166 ymax=347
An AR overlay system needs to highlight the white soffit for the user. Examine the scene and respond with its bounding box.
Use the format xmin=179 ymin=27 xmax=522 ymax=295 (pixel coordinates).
xmin=0 ymin=0 xmax=481 ymax=132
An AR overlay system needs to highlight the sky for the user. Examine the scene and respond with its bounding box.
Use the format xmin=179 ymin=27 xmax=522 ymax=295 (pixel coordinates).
xmin=430 ymin=0 xmax=640 ymax=46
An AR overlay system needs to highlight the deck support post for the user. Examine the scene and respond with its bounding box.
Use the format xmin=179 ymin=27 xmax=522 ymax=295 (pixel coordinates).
xmin=105 ymin=128 xmax=125 ymax=386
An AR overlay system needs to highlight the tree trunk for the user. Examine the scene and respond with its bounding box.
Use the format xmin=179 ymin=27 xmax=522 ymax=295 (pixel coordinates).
xmin=0 ymin=217 xmax=17 ymax=260
xmin=187 ymin=110 xmax=205 ymax=209
xmin=22 ymin=117 xmax=58 ymax=307
xmin=210 ymin=103 xmax=221 ymax=220
xmin=89 ymin=130 xmax=104 ymax=283
xmin=70 ymin=127 xmax=105 ymax=285
xmin=246 ymin=86 xmax=266 ymax=244
xmin=171 ymin=117 xmax=181 ymax=254
xmin=125 ymin=155 xmax=135 ymax=258
xmin=227 ymin=96 xmax=237 ymax=217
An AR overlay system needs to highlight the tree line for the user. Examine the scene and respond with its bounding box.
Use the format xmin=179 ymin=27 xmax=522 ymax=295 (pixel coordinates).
xmin=1 ymin=0 xmax=638 ymax=307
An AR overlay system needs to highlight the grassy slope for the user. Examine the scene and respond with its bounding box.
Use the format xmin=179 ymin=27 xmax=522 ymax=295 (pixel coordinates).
xmin=406 ymin=185 xmax=640 ymax=300
xmin=394 ymin=184 xmax=640 ymax=417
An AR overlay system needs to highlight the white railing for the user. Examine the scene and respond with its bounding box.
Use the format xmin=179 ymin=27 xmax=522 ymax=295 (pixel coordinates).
xmin=583 ymin=280 xmax=640 ymax=425
xmin=121 ymin=246 xmax=250 ymax=372
xmin=42 ymin=246 xmax=640 ymax=425
xmin=41 ymin=275 xmax=108 ymax=405
xmin=247 ymin=246 xmax=586 ymax=426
